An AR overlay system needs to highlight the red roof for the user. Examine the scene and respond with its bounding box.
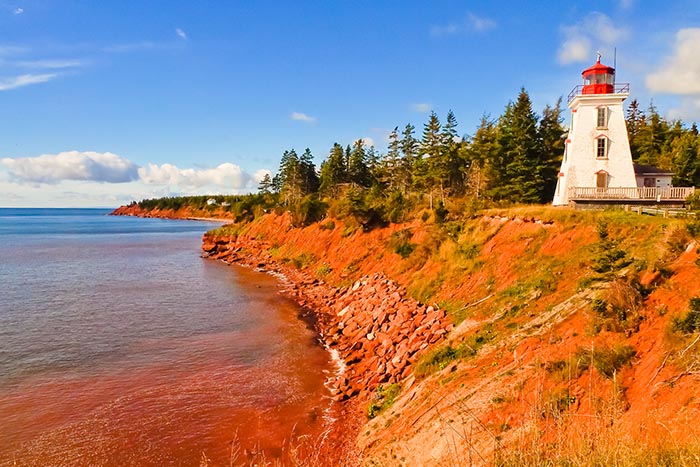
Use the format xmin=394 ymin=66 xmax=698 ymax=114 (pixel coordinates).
xmin=582 ymin=59 xmax=615 ymax=76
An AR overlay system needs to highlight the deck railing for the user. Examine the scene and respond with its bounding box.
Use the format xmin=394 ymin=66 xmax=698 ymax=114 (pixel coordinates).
xmin=567 ymin=83 xmax=630 ymax=104
xmin=568 ymin=186 xmax=696 ymax=201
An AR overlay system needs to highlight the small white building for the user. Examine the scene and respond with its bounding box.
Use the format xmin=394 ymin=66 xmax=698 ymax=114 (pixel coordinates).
xmin=634 ymin=163 xmax=673 ymax=188
xmin=553 ymin=54 xmax=637 ymax=206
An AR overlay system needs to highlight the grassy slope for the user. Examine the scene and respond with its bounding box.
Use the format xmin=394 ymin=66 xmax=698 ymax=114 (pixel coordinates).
xmin=208 ymin=206 xmax=700 ymax=466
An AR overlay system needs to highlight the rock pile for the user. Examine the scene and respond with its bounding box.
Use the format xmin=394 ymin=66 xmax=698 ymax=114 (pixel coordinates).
xmin=317 ymin=274 xmax=453 ymax=401
xmin=202 ymin=233 xmax=453 ymax=401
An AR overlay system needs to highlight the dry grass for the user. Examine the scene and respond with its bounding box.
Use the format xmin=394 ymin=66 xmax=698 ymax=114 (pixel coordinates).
xmin=199 ymin=430 xmax=359 ymax=467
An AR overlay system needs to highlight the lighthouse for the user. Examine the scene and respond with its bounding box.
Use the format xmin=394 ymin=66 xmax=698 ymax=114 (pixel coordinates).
xmin=552 ymin=53 xmax=637 ymax=206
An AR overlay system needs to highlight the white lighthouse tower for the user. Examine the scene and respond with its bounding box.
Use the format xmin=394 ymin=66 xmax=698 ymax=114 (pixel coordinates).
xmin=553 ymin=54 xmax=637 ymax=206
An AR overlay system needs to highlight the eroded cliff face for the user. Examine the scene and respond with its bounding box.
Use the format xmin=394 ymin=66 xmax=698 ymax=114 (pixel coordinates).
xmin=111 ymin=203 xmax=235 ymax=220
xmin=117 ymin=206 xmax=700 ymax=465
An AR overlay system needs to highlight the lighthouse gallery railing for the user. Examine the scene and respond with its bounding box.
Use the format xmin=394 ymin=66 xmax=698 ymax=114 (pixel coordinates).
xmin=567 ymin=83 xmax=630 ymax=104
xmin=568 ymin=186 xmax=696 ymax=201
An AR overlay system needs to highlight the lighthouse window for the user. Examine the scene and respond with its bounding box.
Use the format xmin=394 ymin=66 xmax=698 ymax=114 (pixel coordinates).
xmin=597 ymin=107 xmax=608 ymax=128
xmin=596 ymin=137 xmax=607 ymax=159
xmin=596 ymin=172 xmax=609 ymax=188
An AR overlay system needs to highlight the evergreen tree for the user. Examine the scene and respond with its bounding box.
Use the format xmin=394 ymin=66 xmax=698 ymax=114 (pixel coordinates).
xmin=319 ymin=143 xmax=348 ymax=198
xmin=636 ymin=102 xmax=669 ymax=167
xmin=380 ymin=127 xmax=401 ymax=191
xmin=348 ymin=139 xmax=372 ymax=188
xmin=671 ymin=131 xmax=700 ymax=187
xmin=299 ymin=148 xmax=320 ymax=194
xmin=258 ymin=173 xmax=275 ymax=194
xmin=440 ymin=110 xmax=467 ymax=196
xmin=539 ymin=98 xmax=565 ymax=202
xmin=626 ymin=99 xmax=644 ymax=160
xmin=416 ymin=111 xmax=444 ymax=198
xmin=278 ymin=149 xmax=302 ymax=204
xmin=489 ymin=88 xmax=542 ymax=203
xmin=398 ymin=124 xmax=419 ymax=192
xmin=365 ymin=145 xmax=380 ymax=185
xmin=466 ymin=115 xmax=498 ymax=198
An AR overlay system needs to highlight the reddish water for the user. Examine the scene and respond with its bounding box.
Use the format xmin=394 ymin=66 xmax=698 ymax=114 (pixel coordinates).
xmin=0 ymin=211 xmax=333 ymax=466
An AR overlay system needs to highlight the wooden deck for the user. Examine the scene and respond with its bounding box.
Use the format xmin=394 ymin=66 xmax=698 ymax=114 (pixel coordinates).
xmin=568 ymin=186 xmax=695 ymax=202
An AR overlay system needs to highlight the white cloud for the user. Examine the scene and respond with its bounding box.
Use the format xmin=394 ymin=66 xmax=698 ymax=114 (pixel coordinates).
xmin=361 ymin=137 xmax=375 ymax=147
xmin=430 ymin=23 xmax=460 ymax=36
xmin=666 ymin=97 xmax=700 ymax=121
xmin=14 ymin=7 xmax=23 ymax=15
xmin=558 ymin=37 xmax=591 ymax=64
xmin=0 ymin=73 xmax=60 ymax=91
xmin=558 ymin=13 xmax=628 ymax=65
xmin=176 ymin=28 xmax=187 ymax=40
xmin=430 ymin=12 xmax=496 ymax=36
xmin=467 ymin=13 xmax=496 ymax=33
xmin=410 ymin=102 xmax=432 ymax=113
xmin=618 ymin=0 xmax=634 ymax=9
xmin=291 ymin=111 xmax=316 ymax=123
xmin=0 ymin=45 xmax=26 ymax=55
xmin=17 ymin=59 xmax=83 ymax=69
xmin=103 ymin=41 xmax=160 ymax=53
xmin=252 ymin=169 xmax=271 ymax=183
xmin=1 ymin=151 xmax=140 ymax=184
xmin=138 ymin=162 xmax=254 ymax=190
xmin=647 ymin=28 xmax=700 ymax=95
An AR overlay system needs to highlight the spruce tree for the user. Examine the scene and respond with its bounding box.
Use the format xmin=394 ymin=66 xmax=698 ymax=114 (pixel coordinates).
xmin=489 ymin=88 xmax=542 ymax=203
xmin=626 ymin=99 xmax=644 ymax=161
xmin=539 ymin=98 xmax=565 ymax=203
xmin=278 ymin=149 xmax=302 ymax=204
xmin=299 ymin=148 xmax=320 ymax=194
xmin=672 ymin=131 xmax=700 ymax=187
xmin=258 ymin=173 xmax=275 ymax=194
xmin=319 ymin=143 xmax=348 ymax=198
xmin=380 ymin=127 xmax=401 ymax=191
xmin=466 ymin=115 xmax=498 ymax=198
xmin=399 ymin=124 xmax=419 ymax=192
xmin=417 ymin=111 xmax=444 ymax=199
xmin=348 ymin=139 xmax=372 ymax=188
xmin=440 ymin=110 xmax=467 ymax=196
xmin=636 ymin=102 xmax=669 ymax=167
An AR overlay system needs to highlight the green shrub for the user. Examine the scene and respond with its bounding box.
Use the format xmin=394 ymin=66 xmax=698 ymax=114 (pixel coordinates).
xmin=548 ymin=344 xmax=636 ymax=380
xmin=319 ymin=220 xmax=335 ymax=231
xmin=672 ymin=297 xmax=700 ymax=334
xmin=316 ymin=263 xmax=332 ymax=277
xmin=591 ymin=298 xmax=608 ymax=314
xmin=434 ymin=200 xmax=448 ymax=224
xmin=590 ymin=344 xmax=637 ymax=378
xmin=367 ymin=383 xmax=401 ymax=419
xmin=414 ymin=325 xmax=495 ymax=378
xmin=291 ymin=252 xmax=316 ymax=269
xmin=290 ymin=195 xmax=327 ymax=227
xmin=388 ymin=229 xmax=415 ymax=259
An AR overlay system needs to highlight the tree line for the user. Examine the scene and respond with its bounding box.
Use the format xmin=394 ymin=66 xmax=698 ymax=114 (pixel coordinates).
xmin=136 ymin=89 xmax=700 ymax=227
xmin=260 ymin=88 xmax=569 ymax=226
xmin=626 ymin=100 xmax=700 ymax=187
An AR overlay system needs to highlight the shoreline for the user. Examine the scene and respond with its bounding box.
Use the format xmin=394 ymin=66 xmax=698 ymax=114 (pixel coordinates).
xmin=201 ymin=238 xmax=365 ymax=464
xmin=201 ymin=230 xmax=454 ymax=464
xmin=112 ymin=206 xmax=454 ymax=464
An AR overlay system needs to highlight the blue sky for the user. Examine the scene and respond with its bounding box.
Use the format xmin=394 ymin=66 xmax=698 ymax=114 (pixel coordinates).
xmin=1 ymin=0 xmax=700 ymax=207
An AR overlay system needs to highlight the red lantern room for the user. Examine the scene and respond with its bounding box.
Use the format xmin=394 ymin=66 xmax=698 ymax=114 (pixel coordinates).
xmin=581 ymin=52 xmax=615 ymax=95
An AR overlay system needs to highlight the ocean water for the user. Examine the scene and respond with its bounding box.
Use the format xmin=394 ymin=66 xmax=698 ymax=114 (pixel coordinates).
xmin=0 ymin=208 xmax=332 ymax=466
